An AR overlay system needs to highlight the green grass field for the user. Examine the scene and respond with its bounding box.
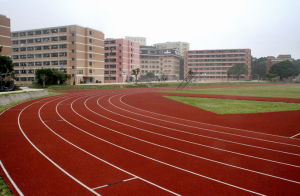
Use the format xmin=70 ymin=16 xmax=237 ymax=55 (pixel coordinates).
xmin=165 ymin=96 xmax=300 ymax=114
xmin=0 ymin=175 xmax=13 ymax=196
xmin=166 ymin=84 xmax=300 ymax=98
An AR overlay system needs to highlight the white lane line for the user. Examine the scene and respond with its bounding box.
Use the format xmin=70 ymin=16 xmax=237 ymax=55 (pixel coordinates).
xmin=65 ymin=96 xmax=265 ymax=196
xmin=108 ymin=95 xmax=300 ymax=157
xmin=93 ymin=96 xmax=300 ymax=168
xmin=18 ymin=98 xmax=101 ymax=196
xmin=117 ymin=95 xmax=300 ymax=149
xmin=0 ymin=160 xmax=24 ymax=196
xmin=92 ymin=177 xmax=138 ymax=190
xmin=120 ymin=94 xmax=300 ymax=143
xmin=290 ymin=132 xmax=300 ymax=138
xmin=50 ymin=97 xmax=180 ymax=196
xmin=83 ymin=96 xmax=300 ymax=184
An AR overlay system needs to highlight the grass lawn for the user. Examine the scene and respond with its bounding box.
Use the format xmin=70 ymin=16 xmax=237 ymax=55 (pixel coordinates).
xmin=165 ymin=84 xmax=300 ymax=99
xmin=0 ymin=175 xmax=13 ymax=196
xmin=165 ymin=96 xmax=300 ymax=114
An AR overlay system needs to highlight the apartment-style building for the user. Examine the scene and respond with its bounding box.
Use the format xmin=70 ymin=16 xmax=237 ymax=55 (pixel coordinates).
xmin=0 ymin=14 xmax=11 ymax=56
xmin=140 ymin=46 xmax=180 ymax=80
xmin=11 ymin=25 xmax=104 ymax=85
xmin=184 ymin=49 xmax=252 ymax=80
xmin=104 ymin=38 xmax=140 ymax=83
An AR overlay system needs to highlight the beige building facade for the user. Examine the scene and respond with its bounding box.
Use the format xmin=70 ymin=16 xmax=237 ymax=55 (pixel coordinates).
xmin=11 ymin=25 xmax=104 ymax=85
xmin=140 ymin=46 xmax=180 ymax=80
xmin=0 ymin=14 xmax=11 ymax=56
xmin=154 ymin=42 xmax=189 ymax=57
xmin=125 ymin=36 xmax=146 ymax=46
xmin=185 ymin=49 xmax=252 ymax=81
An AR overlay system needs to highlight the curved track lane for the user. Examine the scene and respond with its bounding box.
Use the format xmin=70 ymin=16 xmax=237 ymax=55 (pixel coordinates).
xmin=1 ymin=88 xmax=300 ymax=195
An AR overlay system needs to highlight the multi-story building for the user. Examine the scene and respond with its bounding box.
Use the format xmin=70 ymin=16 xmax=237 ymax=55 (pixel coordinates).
xmin=125 ymin=36 xmax=146 ymax=46
xmin=266 ymin=54 xmax=293 ymax=72
xmin=104 ymin=38 xmax=140 ymax=83
xmin=140 ymin=46 xmax=180 ymax=80
xmin=0 ymin=14 xmax=11 ymax=56
xmin=154 ymin=42 xmax=189 ymax=57
xmin=184 ymin=49 xmax=252 ymax=81
xmin=11 ymin=25 xmax=104 ymax=85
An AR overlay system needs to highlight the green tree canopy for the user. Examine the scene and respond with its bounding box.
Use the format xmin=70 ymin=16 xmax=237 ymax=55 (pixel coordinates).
xmin=227 ymin=63 xmax=248 ymax=80
xmin=139 ymin=72 xmax=155 ymax=81
xmin=35 ymin=68 xmax=70 ymax=86
xmin=0 ymin=56 xmax=14 ymax=90
xmin=252 ymin=57 xmax=267 ymax=79
xmin=269 ymin=60 xmax=299 ymax=80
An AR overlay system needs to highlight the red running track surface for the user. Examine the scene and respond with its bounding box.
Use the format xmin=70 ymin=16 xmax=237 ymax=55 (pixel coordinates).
xmin=0 ymin=85 xmax=300 ymax=195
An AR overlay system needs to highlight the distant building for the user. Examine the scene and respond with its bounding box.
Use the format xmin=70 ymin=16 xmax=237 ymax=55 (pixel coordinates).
xmin=266 ymin=54 xmax=293 ymax=72
xmin=140 ymin=46 xmax=180 ymax=80
xmin=154 ymin=42 xmax=189 ymax=57
xmin=0 ymin=14 xmax=11 ymax=56
xmin=104 ymin=38 xmax=140 ymax=83
xmin=125 ymin=36 xmax=146 ymax=46
xmin=11 ymin=25 xmax=105 ymax=85
xmin=184 ymin=49 xmax=252 ymax=81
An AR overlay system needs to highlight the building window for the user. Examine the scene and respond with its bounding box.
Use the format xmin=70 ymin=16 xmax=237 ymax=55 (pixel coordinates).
xmin=89 ymin=54 xmax=92 ymax=58
xmin=20 ymin=55 xmax=26 ymax=59
xmin=43 ymin=53 xmax=50 ymax=58
xmin=26 ymin=47 xmax=33 ymax=51
xmin=20 ymin=40 xmax=26 ymax=44
xmin=51 ymin=28 xmax=58 ymax=33
xmin=35 ymin=38 xmax=41 ymax=43
xmin=35 ymin=46 xmax=42 ymax=50
xmin=12 ymin=33 xmax=19 ymax=37
xmin=35 ymin=30 xmax=42 ymax=35
xmin=35 ymin=62 xmax=42 ymax=66
xmin=51 ymin=53 xmax=58 ymax=57
xmin=89 ymin=38 xmax=92 ymax=43
xmin=89 ymin=62 xmax=92 ymax=66
xmin=12 ymin=40 xmax=19 ymax=45
xmin=43 ymin=45 xmax=50 ymax=50
xmin=20 ymin=32 xmax=26 ymax=36
xmin=59 ymin=44 xmax=67 ymax=49
xmin=89 ymin=46 xmax=92 ymax=50
xmin=51 ymin=45 xmax=58 ymax=49
xmin=89 ymin=69 xmax=92 ymax=74
xmin=12 ymin=55 xmax=19 ymax=59
xmin=89 ymin=31 xmax=92 ymax=35
xmin=43 ymin=61 xmax=50 ymax=66
xmin=59 ymin=27 xmax=67 ymax=32
xmin=59 ymin=36 xmax=67 ymax=41
xmin=12 ymin=48 xmax=19 ymax=52
xmin=51 ymin=37 xmax=58 ymax=41
xmin=59 ymin=52 xmax=67 ymax=57
xmin=35 ymin=54 xmax=42 ymax=58
xmin=27 ymin=31 xmax=34 ymax=36
xmin=43 ymin=37 xmax=50 ymax=42
xmin=43 ymin=29 xmax=50 ymax=34
xmin=51 ymin=61 xmax=59 ymax=65
xmin=27 ymin=39 xmax=34 ymax=43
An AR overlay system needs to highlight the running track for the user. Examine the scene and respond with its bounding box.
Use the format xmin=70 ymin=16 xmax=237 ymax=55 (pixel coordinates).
xmin=1 ymin=86 xmax=300 ymax=195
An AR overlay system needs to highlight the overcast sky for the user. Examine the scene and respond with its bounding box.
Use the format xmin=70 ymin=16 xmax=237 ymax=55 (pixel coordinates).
xmin=1 ymin=0 xmax=299 ymax=58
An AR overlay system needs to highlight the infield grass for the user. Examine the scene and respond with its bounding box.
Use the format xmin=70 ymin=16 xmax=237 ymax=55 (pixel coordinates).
xmin=166 ymin=84 xmax=300 ymax=99
xmin=165 ymin=96 xmax=300 ymax=114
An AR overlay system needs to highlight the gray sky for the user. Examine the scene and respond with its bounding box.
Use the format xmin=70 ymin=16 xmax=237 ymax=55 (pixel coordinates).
xmin=1 ymin=0 xmax=299 ymax=58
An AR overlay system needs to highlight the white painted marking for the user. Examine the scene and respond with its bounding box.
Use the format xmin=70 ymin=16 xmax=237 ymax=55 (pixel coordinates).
xmin=117 ymin=95 xmax=300 ymax=149
xmin=80 ymin=96 xmax=300 ymax=184
xmin=17 ymin=98 xmax=101 ymax=196
xmin=0 ymin=160 xmax=24 ymax=196
xmin=92 ymin=177 xmax=138 ymax=190
xmin=290 ymin=132 xmax=300 ymax=138
xmin=121 ymin=94 xmax=300 ymax=142
xmin=48 ymin=97 xmax=180 ymax=196
xmin=109 ymin=95 xmax=300 ymax=157
xmin=61 ymin=96 xmax=266 ymax=195
xmin=92 ymin=96 xmax=300 ymax=168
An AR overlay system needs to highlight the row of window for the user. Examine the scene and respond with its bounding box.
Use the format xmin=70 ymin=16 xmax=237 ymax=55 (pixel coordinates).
xmin=188 ymin=58 xmax=245 ymax=62
xmin=12 ymin=36 xmax=67 ymax=45
xmin=15 ymin=77 xmax=35 ymax=81
xmin=14 ymin=60 xmax=67 ymax=66
xmin=188 ymin=50 xmax=247 ymax=54
xmin=12 ymin=44 xmax=67 ymax=52
xmin=105 ymin=64 xmax=117 ymax=68
xmin=192 ymin=72 xmax=228 ymax=75
xmin=104 ymin=71 xmax=117 ymax=74
xmin=188 ymin=54 xmax=245 ymax=58
xmin=189 ymin=67 xmax=228 ymax=70
xmin=12 ymin=28 xmax=67 ymax=37
xmin=12 ymin=52 xmax=68 ymax=59
xmin=104 ymin=77 xmax=116 ymax=80
xmin=187 ymin=63 xmax=236 ymax=66
xmin=141 ymin=65 xmax=160 ymax=69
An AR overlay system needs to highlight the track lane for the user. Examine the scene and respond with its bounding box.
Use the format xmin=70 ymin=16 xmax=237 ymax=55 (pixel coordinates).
xmin=121 ymin=92 xmax=300 ymax=145
xmin=57 ymin=95 xmax=263 ymax=195
xmin=65 ymin=95 xmax=300 ymax=195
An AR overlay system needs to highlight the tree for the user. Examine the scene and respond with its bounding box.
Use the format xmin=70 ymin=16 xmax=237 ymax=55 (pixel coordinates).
xmin=252 ymin=57 xmax=267 ymax=79
xmin=269 ymin=60 xmax=299 ymax=80
xmin=35 ymin=68 xmax=70 ymax=86
xmin=227 ymin=63 xmax=248 ymax=80
xmin=0 ymin=56 xmax=14 ymax=91
xmin=139 ymin=72 xmax=155 ymax=81
xmin=131 ymin=68 xmax=140 ymax=83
